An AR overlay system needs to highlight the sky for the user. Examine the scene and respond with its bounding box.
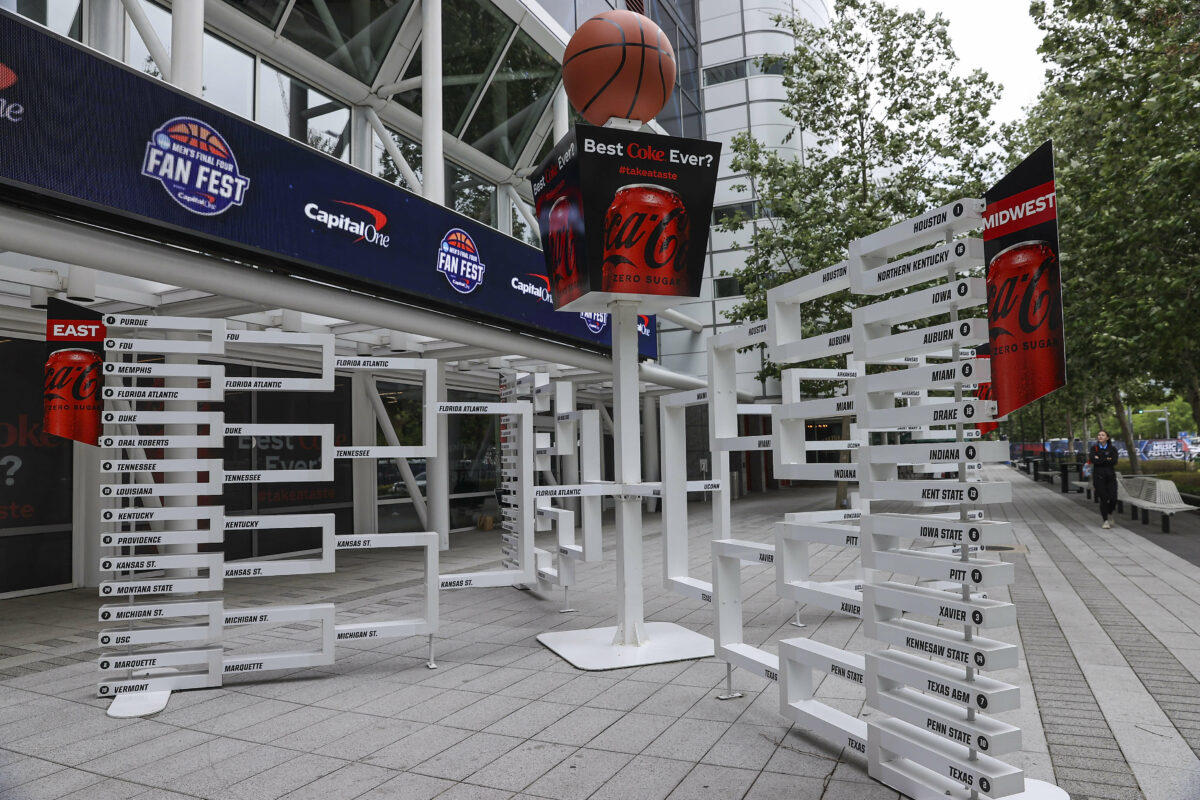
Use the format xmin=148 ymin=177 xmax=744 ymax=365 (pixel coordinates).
xmin=887 ymin=0 xmax=1048 ymax=125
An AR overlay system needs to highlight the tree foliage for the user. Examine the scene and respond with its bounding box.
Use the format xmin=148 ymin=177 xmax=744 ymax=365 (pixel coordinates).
xmin=720 ymin=0 xmax=1000 ymax=338
xmin=1012 ymin=0 xmax=1200 ymax=465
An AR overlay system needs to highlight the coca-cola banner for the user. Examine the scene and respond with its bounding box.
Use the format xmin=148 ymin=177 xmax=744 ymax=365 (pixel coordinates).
xmin=43 ymin=298 xmax=105 ymax=446
xmin=983 ymin=141 xmax=1065 ymax=417
xmin=531 ymin=125 xmax=720 ymax=312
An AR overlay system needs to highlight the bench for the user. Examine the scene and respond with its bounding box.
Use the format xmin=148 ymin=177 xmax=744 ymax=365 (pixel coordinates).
xmin=1069 ymin=478 xmax=1090 ymax=498
xmin=1126 ymin=478 xmax=1199 ymax=533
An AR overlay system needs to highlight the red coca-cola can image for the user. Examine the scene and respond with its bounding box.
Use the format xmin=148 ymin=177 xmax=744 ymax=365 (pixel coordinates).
xmin=44 ymin=348 xmax=102 ymax=445
xmin=986 ymin=240 xmax=1065 ymax=417
xmin=602 ymin=184 xmax=691 ymax=295
xmin=547 ymin=195 xmax=584 ymax=307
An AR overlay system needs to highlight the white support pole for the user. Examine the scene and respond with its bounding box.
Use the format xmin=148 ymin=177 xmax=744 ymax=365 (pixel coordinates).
xmin=351 ymin=373 xmax=379 ymax=536
xmin=559 ymin=382 xmax=580 ymax=519
xmin=552 ymin=84 xmax=569 ymax=141
xmin=429 ymin=361 xmax=450 ymax=549
xmin=89 ymin=0 xmax=125 ymax=57
xmin=497 ymin=186 xmax=513 ymax=238
xmin=121 ymin=0 xmax=171 ymax=82
xmin=170 ymin=0 xmax=204 ymax=95
xmin=610 ymin=301 xmax=645 ymax=646
xmin=642 ymin=394 xmax=660 ymax=512
xmin=421 ymin=0 xmax=445 ymax=205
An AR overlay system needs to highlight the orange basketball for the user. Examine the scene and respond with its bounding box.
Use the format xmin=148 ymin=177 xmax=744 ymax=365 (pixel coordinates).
xmin=562 ymin=10 xmax=676 ymax=126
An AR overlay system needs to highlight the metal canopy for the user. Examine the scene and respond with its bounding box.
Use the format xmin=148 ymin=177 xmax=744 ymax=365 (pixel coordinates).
xmin=0 ymin=205 xmax=704 ymax=399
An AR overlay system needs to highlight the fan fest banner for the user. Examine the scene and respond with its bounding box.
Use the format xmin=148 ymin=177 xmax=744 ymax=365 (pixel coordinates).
xmin=983 ymin=141 xmax=1065 ymax=418
xmin=43 ymin=298 xmax=105 ymax=446
xmin=531 ymin=125 xmax=720 ymax=312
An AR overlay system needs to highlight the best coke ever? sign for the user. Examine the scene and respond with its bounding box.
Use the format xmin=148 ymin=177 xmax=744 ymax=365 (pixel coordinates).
xmin=531 ymin=125 xmax=721 ymax=312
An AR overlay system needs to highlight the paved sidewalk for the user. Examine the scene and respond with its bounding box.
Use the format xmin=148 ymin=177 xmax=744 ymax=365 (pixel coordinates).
xmin=0 ymin=473 xmax=1198 ymax=800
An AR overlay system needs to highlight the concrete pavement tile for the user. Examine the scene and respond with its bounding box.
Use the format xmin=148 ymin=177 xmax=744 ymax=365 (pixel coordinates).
xmin=79 ymin=729 xmax=216 ymax=777
xmin=588 ymin=754 xmax=693 ymax=800
xmin=220 ymin=753 xmax=347 ymax=800
xmin=396 ymin=689 xmax=491 ymax=723
xmin=192 ymin=698 xmax=302 ymax=735
xmin=465 ymin=740 xmax=577 ymax=792
xmin=430 ymin=784 xmax=514 ymax=800
xmin=56 ymin=777 xmax=145 ymax=800
xmin=364 ymin=725 xmax=473 ymax=771
xmin=1131 ymin=763 xmax=1200 ymax=800
xmin=538 ymin=675 xmax=620 ymax=706
xmin=366 ymin=685 xmax=446 ymax=717
xmin=456 ymin=667 xmax=536 ymax=695
xmin=494 ymin=670 xmax=576 ymax=700
xmin=672 ymin=662 xmax=728 ymax=689
xmin=584 ymin=679 xmax=661 ymax=712
xmin=586 ymin=712 xmax=675 ymax=754
xmin=0 ymin=766 xmax=98 ymax=800
xmin=820 ymin=778 xmax=902 ymax=799
xmin=120 ymin=736 xmax=257 ymax=790
xmin=533 ymin=706 xmax=624 ymax=747
xmin=632 ymin=683 xmax=710 ymax=718
xmin=228 ymin=704 xmax=340 ymax=744
xmin=354 ymin=773 xmax=454 ymax=800
xmin=411 ymin=732 xmax=524 ymax=781
xmin=741 ymin=771 xmax=825 ymax=800
xmin=438 ymin=693 xmax=531 ymax=732
xmin=176 ymin=743 xmax=298 ymax=796
xmin=277 ymin=763 xmax=396 ymax=800
xmin=38 ymin=720 xmax=173 ymax=767
xmin=314 ymin=717 xmax=426 ymax=761
xmin=128 ymin=790 xmax=204 ymax=799
xmin=268 ymin=710 xmax=381 ymax=752
xmin=829 ymin=760 xmax=873 ymax=784
xmin=701 ymin=723 xmax=786 ymax=771
xmin=643 ymin=718 xmax=730 ymax=762
xmin=762 ymin=734 xmax=839 ymax=779
xmin=482 ymin=701 xmax=575 ymax=739
xmin=664 ymin=763 xmax=757 ymax=800
xmin=523 ymin=748 xmax=632 ymax=800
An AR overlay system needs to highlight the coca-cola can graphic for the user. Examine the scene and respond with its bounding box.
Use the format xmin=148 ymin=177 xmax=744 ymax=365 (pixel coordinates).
xmin=44 ymin=348 xmax=102 ymax=445
xmin=547 ymin=195 xmax=584 ymax=307
xmin=986 ymin=240 xmax=1064 ymax=416
xmin=602 ymin=184 xmax=691 ymax=295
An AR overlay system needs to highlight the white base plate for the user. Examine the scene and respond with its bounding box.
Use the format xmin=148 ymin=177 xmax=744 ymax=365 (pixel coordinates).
xmin=537 ymin=622 xmax=713 ymax=670
xmin=106 ymin=690 xmax=171 ymax=718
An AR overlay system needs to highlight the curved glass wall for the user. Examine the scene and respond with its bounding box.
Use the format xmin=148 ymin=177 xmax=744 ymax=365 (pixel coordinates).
xmin=280 ymin=0 xmax=415 ymax=84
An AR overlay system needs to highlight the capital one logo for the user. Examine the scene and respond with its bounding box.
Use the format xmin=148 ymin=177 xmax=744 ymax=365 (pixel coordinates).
xmin=0 ymin=62 xmax=25 ymax=123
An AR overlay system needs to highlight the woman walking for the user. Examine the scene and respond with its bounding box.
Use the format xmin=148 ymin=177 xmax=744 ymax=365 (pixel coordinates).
xmin=1089 ymin=430 xmax=1120 ymax=528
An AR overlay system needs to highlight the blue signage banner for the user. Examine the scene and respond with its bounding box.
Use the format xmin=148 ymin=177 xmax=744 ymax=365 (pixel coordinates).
xmin=0 ymin=11 xmax=655 ymax=357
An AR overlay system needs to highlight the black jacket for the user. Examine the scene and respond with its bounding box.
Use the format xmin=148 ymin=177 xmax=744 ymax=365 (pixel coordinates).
xmin=1089 ymin=442 xmax=1119 ymax=473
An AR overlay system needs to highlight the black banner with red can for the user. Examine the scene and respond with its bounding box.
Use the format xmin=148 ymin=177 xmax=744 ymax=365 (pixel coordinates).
xmin=983 ymin=141 xmax=1065 ymax=418
xmin=531 ymin=124 xmax=720 ymax=312
xmin=44 ymin=298 xmax=105 ymax=446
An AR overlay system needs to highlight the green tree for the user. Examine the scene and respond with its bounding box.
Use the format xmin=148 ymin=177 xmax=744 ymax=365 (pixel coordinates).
xmin=720 ymin=0 xmax=1000 ymax=342
xmin=1015 ymin=0 xmax=1200 ymax=472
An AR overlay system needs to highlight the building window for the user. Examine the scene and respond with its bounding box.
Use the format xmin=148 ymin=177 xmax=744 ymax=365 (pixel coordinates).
xmin=703 ymin=56 xmax=784 ymax=87
xmin=713 ymin=201 xmax=756 ymax=225
xmin=714 ymin=276 xmax=742 ymax=298
xmin=10 ymin=0 xmax=81 ymax=39
xmin=203 ymin=32 xmax=255 ymax=120
xmin=257 ymin=62 xmax=351 ymax=161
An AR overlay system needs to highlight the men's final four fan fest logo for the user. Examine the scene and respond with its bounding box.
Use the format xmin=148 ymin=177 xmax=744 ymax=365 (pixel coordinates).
xmin=580 ymin=313 xmax=607 ymax=334
xmin=437 ymin=229 xmax=486 ymax=294
xmin=141 ymin=117 xmax=250 ymax=215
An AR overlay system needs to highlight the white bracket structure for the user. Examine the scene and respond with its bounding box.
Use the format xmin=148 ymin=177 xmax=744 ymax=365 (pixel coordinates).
xmin=660 ymin=387 xmax=725 ymax=603
xmin=711 ymin=537 xmax=778 ymax=683
xmin=222 ymin=330 xmax=335 ymax=392
xmin=98 ymin=315 xmax=228 ymax=712
xmin=847 ymin=201 xmax=1063 ymax=799
xmin=333 ymin=531 xmax=439 ymax=641
xmin=222 ymin=513 xmax=336 ymax=578
xmin=222 ymin=604 xmax=337 ymax=676
xmin=437 ymin=400 xmax=535 ymax=590
xmin=331 ymin=356 xmax=439 ymax=459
